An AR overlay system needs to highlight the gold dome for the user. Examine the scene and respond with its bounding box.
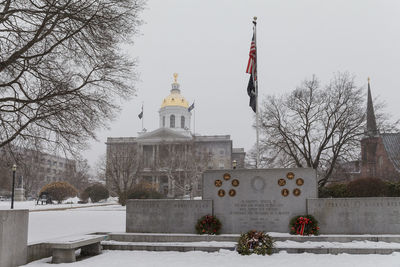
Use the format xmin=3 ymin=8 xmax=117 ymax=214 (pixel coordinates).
xmin=161 ymin=90 xmax=189 ymax=108
xmin=160 ymin=73 xmax=189 ymax=108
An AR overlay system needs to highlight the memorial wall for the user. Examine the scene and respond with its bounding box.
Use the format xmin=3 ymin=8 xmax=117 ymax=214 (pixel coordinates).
xmin=125 ymin=168 xmax=400 ymax=235
xmin=126 ymin=199 xmax=212 ymax=233
xmin=307 ymin=198 xmax=400 ymax=234
xmin=202 ymin=168 xmax=318 ymax=233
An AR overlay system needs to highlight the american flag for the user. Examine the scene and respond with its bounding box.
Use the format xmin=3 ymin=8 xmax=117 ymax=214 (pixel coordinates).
xmin=246 ymin=24 xmax=257 ymax=113
xmin=246 ymin=33 xmax=256 ymax=76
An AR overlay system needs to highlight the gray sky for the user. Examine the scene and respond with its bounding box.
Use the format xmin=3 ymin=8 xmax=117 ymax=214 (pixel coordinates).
xmin=83 ymin=0 xmax=400 ymax=171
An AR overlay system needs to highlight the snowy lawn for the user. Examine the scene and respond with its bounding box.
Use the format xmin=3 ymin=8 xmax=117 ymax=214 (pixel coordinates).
xmin=28 ymin=205 xmax=125 ymax=243
xmin=23 ymin=250 xmax=400 ymax=267
xmin=0 ymin=197 xmax=119 ymax=211
xmin=24 ymin=204 xmax=400 ymax=266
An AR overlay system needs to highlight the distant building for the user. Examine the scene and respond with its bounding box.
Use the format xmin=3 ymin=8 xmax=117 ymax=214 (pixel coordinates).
xmin=359 ymin=80 xmax=400 ymax=180
xmin=106 ymin=74 xmax=245 ymax=198
xmin=331 ymin=80 xmax=400 ymax=183
xmin=0 ymin=147 xmax=76 ymax=196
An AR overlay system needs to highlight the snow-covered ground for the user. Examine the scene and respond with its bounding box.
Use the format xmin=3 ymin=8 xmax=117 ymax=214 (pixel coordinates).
xmin=0 ymin=197 xmax=119 ymax=211
xmin=21 ymin=204 xmax=400 ymax=266
xmin=28 ymin=205 xmax=125 ymax=243
xmin=23 ymin=250 xmax=400 ymax=267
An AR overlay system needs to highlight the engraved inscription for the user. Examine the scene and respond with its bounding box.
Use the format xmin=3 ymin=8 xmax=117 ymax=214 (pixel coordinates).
xmin=229 ymin=200 xmax=290 ymax=227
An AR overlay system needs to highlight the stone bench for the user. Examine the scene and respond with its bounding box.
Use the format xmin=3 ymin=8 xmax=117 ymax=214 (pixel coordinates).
xmin=46 ymin=234 xmax=107 ymax=263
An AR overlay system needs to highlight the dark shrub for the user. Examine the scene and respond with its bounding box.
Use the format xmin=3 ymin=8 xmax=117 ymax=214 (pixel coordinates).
xmin=318 ymin=183 xmax=349 ymax=198
xmin=39 ymin=182 xmax=78 ymax=203
xmin=347 ymin=178 xmax=387 ymax=197
xmin=82 ymin=184 xmax=109 ymax=203
xmin=127 ymin=187 xmax=163 ymax=200
xmin=385 ymin=181 xmax=400 ymax=197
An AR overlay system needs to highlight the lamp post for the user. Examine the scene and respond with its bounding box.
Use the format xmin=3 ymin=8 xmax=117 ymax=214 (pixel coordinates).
xmin=232 ymin=160 xmax=237 ymax=169
xmin=11 ymin=164 xmax=16 ymax=209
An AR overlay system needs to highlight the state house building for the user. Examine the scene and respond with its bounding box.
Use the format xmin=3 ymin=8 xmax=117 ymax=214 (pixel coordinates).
xmin=106 ymin=74 xmax=245 ymax=198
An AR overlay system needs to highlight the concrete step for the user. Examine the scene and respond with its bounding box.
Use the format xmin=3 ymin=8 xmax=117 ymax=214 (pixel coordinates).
xmin=101 ymin=240 xmax=400 ymax=255
xmin=107 ymin=232 xmax=400 ymax=243
xmin=102 ymin=241 xmax=236 ymax=252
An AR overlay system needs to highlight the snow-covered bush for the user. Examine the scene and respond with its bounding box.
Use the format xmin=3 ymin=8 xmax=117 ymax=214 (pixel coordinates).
xmin=40 ymin=182 xmax=77 ymax=203
xmin=81 ymin=184 xmax=109 ymax=203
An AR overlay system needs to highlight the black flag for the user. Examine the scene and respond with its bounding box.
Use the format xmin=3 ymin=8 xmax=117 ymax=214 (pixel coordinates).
xmin=188 ymin=102 xmax=195 ymax=112
xmin=138 ymin=105 xmax=143 ymax=119
xmin=247 ymin=74 xmax=256 ymax=112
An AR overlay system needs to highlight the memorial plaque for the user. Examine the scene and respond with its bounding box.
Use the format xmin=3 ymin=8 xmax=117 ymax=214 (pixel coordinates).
xmin=287 ymin=172 xmax=295 ymax=179
xmin=296 ymin=178 xmax=304 ymax=186
xmin=293 ymin=188 xmax=301 ymax=196
xmin=229 ymin=189 xmax=236 ymax=197
xmin=203 ymin=168 xmax=317 ymax=233
xmin=215 ymin=180 xmax=222 ymax=187
xmin=223 ymin=173 xmax=231 ymax=180
xmin=218 ymin=189 xmax=225 ymax=197
xmin=278 ymin=179 xmax=286 ymax=186
xmin=281 ymin=188 xmax=289 ymax=196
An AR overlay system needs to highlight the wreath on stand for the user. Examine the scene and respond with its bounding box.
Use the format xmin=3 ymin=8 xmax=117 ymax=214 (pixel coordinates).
xmin=289 ymin=215 xmax=320 ymax=236
xmin=195 ymin=215 xmax=222 ymax=235
xmin=237 ymin=230 xmax=275 ymax=255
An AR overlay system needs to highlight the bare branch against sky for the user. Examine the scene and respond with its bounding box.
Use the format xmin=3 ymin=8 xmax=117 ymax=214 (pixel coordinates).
xmin=84 ymin=0 xmax=400 ymax=170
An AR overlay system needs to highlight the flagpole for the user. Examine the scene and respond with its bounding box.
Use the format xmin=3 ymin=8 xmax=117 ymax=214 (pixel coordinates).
xmin=253 ymin=17 xmax=260 ymax=169
xmin=193 ymin=101 xmax=196 ymax=135
xmin=141 ymin=102 xmax=144 ymax=130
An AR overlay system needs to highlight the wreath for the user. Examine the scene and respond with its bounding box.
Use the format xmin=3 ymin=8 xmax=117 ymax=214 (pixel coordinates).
xmin=289 ymin=215 xmax=320 ymax=236
xmin=195 ymin=215 xmax=222 ymax=235
xmin=237 ymin=230 xmax=275 ymax=255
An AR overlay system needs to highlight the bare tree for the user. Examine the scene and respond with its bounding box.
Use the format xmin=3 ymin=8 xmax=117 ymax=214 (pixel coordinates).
xmin=63 ymin=159 xmax=91 ymax=192
xmin=0 ymin=0 xmax=144 ymax=154
xmin=105 ymin=144 xmax=141 ymax=205
xmin=157 ymin=142 xmax=211 ymax=198
xmin=259 ymin=73 xmax=368 ymax=187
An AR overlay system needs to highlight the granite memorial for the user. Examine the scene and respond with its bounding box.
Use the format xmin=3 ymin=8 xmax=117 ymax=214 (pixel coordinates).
xmin=202 ymin=168 xmax=317 ymax=233
xmin=126 ymin=199 xmax=212 ymax=233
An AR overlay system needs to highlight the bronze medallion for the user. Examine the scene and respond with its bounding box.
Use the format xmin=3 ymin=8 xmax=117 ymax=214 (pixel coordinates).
xmin=232 ymin=179 xmax=240 ymax=187
xmin=223 ymin=173 xmax=231 ymax=180
xmin=229 ymin=189 xmax=236 ymax=197
xmin=286 ymin=172 xmax=295 ymax=179
xmin=214 ymin=179 xmax=222 ymax=187
xmin=296 ymin=178 xmax=304 ymax=186
xmin=281 ymin=188 xmax=289 ymax=197
xmin=278 ymin=178 xmax=286 ymax=186
xmin=218 ymin=189 xmax=225 ymax=197
xmin=293 ymin=188 xmax=301 ymax=196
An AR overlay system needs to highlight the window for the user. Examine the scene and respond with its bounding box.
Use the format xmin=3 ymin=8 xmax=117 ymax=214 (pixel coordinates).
xmin=162 ymin=116 xmax=165 ymax=127
xmin=181 ymin=116 xmax=185 ymax=128
xmin=170 ymin=115 xmax=175 ymax=128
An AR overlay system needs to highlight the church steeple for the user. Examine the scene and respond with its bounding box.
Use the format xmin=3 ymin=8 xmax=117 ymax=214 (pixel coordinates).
xmin=366 ymin=77 xmax=378 ymax=137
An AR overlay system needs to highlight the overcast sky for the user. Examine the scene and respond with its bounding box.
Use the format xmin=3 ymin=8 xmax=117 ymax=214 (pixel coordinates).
xmin=82 ymin=0 xmax=400 ymax=171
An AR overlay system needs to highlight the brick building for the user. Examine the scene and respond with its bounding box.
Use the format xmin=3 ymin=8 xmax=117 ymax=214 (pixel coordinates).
xmin=330 ymin=80 xmax=400 ymax=183
xmin=360 ymin=81 xmax=400 ymax=180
